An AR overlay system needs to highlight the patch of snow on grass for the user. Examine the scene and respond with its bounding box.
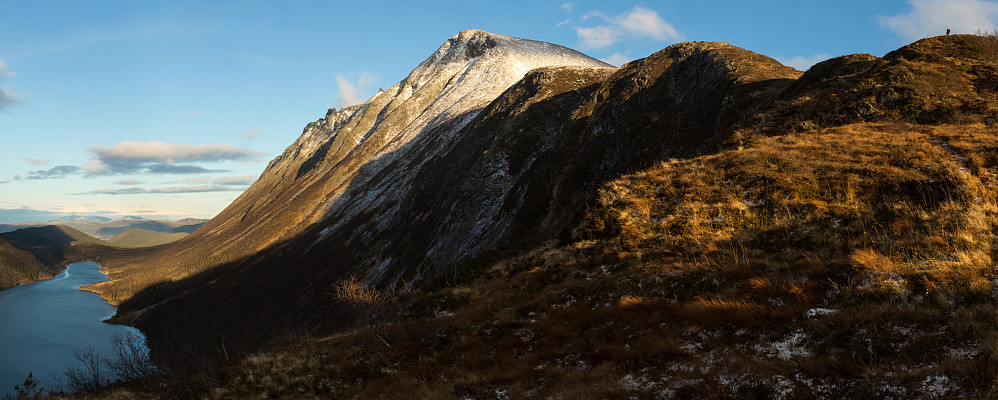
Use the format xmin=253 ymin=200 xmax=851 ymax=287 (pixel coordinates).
xmin=757 ymin=330 xmax=810 ymax=360
xmin=805 ymin=308 xmax=836 ymax=318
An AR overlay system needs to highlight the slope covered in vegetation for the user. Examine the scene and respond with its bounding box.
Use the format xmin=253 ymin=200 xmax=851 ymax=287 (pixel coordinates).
xmin=0 ymin=236 xmax=51 ymax=289
xmin=107 ymin=229 xmax=188 ymax=248
xmin=50 ymin=34 xmax=998 ymax=398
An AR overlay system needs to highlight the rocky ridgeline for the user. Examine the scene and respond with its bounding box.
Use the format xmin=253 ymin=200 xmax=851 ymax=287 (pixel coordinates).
xmin=83 ymin=33 xmax=998 ymax=367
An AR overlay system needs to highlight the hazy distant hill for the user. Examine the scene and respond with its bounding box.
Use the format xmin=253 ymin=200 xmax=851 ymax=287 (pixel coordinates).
xmin=56 ymin=218 xmax=207 ymax=240
xmin=48 ymin=215 xmax=112 ymax=223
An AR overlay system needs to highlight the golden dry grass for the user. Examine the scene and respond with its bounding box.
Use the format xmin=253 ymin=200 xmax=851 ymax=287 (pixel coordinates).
xmin=48 ymin=121 xmax=998 ymax=400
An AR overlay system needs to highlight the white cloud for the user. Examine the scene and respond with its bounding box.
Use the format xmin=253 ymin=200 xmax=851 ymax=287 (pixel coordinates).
xmin=114 ymin=179 xmax=144 ymax=185
xmin=7 ymin=141 xmax=263 ymax=182
xmin=81 ymin=160 xmax=109 ymax=175
xmin=880 ymin=0 xmax=998 ymax=41
xmin=336 ymin=71 xmax=378 ymax=108
xmin=88 ymin=141 xmax=262 ymax=165
xmin=779 ymin=54 xmax=831 ymax=71
xmin=557 ymin=18 xmax=572 ymax=28
xmin=601 ymin=52 xmax=632 ymax=67
xmin=0 ymin=59 xmax=20 ymax=112
xmin=616 ymin=6 xmax=680 ymax=41
xmin=575 ymin=6 xmax=681 ymax=49
xmin=577 ymin=26 xmax=621 ymax=49
xmin=561 ymin=2 xmax=574 ymax=13
xmin=82 ymin=141 xmax=262 ymax=175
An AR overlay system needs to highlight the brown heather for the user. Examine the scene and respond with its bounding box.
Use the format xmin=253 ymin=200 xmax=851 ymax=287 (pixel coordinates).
xmin=40 ymin=33 xmax=998 ymax=398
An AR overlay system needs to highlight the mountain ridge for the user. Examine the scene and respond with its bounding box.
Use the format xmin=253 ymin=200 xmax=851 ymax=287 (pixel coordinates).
xmin=47 ymin=33 xmax=998 ymax=398
xmin=88 ymin=34 xmax=814 ymax=360
xmin=84 ymin=29 xmax=614 ymax=304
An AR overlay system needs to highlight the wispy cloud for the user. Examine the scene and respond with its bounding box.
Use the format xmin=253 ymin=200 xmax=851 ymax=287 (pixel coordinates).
xmin=76 ymin=185 xmax=248 ymax=195
xmin=0 ymin=59 xmax=20 ymax=112
xmin=242 ymin=128 xmax=260 ymax=141
xmin=575 ymin=6 xmax=681 ymax=49
xmin=880 ymin=0 xmax=998 ymax=41
xmin=561 ymin=2 xmax=574 ymax=13
xmin=778 ymin=54 xmax=831 ymax=71
xmin=336 ymin=71 xmax=378 ymax=108
xmin=21 ymin=158 xmax=51 ymax=166
xmin=8 ymin=141 xmax=264 ymax=182
xmin=85 ymin=141 xmax=263 ymax=175
xmin=114 ymin=179 xmax=144 ymax=185
xmin=22 ymin=165 xmax=81 ymax=180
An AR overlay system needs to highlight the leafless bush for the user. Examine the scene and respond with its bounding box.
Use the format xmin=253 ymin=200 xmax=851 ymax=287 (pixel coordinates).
xmin=331 ymin=276 xmax=413 ymax=346
xmin=106 ymin=332 xmax=158 ymax=381
xmin=331 ymin=276 xmax=395 ymax=305
xmin=64 ymin=346 xmax=109 ymax=393
xmin=63 ymin=332 xmax=158 ymax=393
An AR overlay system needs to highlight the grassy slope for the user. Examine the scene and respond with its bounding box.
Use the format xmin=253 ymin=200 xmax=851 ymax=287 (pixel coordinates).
xmin=193 ymin=122 xmax=998 ymax=399
xmin=51 ymin=35 xmax=998 ymax=398
xmin=70 ymin=122 xmax=998 ymax=399
xmin=108 ymin=229 xmax=188 ymax=248
xmin=58 ymin=219 xmax=206 ymax=240
xmin=0 ymin=236 xmax=50 ymax=289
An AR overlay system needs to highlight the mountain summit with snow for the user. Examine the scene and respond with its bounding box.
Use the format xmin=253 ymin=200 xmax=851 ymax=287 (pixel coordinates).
xmin=198 ymin=29 xmax=613 ymax=257
xmin=87 ymin=29 xmax=616 ymax=307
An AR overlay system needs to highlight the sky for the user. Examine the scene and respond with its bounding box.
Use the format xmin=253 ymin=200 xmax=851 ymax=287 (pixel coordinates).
xmin=0 ymin=0 xmax=996 ymax=223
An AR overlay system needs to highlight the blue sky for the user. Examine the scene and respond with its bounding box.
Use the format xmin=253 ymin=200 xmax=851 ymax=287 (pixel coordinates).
xmin=0 ymin=0 xmax=995 ymax=223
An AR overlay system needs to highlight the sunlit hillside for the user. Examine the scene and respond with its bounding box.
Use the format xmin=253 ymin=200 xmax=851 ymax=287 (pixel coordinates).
xmin=42 ymin=33 xmax=998 ymax=398
xmin=0 ymin=236 xmax=51 ymax=289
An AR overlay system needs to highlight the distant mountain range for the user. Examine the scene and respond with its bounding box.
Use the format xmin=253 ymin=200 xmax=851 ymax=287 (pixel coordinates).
xmin=0 ymin=217 xmax=206 ymax=288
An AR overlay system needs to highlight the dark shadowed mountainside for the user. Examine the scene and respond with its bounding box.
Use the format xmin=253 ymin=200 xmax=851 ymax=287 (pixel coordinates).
xmin=51 ymin=33 xmax=998 ymax=398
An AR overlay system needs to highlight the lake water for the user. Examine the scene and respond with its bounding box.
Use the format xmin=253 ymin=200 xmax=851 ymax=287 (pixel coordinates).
xmin=0 ymin=261 xmax=146 ymax=396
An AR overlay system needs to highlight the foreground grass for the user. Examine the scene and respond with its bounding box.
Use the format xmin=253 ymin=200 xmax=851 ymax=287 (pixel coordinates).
xmin=46 ymin=121 xmax=998 ymax=399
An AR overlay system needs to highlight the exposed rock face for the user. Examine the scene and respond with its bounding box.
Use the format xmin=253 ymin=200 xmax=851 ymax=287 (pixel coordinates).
xmin=106 ymin=33 xmax=998 ymax=367
xmin=88 ymin=29 xmax=611 ymax=300
xmin=213 ymin=29 xmax=609 ymax=247
xmin=103 ymin=36 xmax=810 ymax=362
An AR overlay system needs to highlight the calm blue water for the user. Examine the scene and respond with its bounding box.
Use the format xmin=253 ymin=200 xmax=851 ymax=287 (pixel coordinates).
xmin=0 ymin=261 xmax=146 ymax=395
